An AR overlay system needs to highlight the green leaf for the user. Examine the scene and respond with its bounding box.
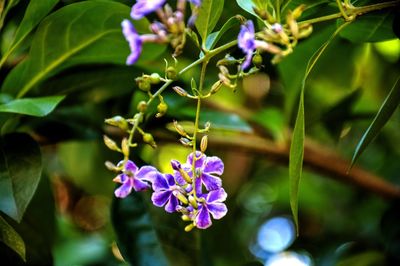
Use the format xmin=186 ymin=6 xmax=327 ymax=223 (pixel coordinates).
xmin=0 ymin=0 xmax=59 ymax=69
xmin=205 ymin=15 xmax=242 ymax=50
xmin=339 ymin=10 xmax=397 ymax=42
xmin=350 ymin=77 xmax=400 ymax=168
xmin=195 ymin=0 xmax=224 ymax=44
xmin=111 ymin=192 xmax=170 ymax=266
xmin=0 ymin=133 xmax=42 ymax=222
xmin=0 ymin=216 xmax=26 ymax=262
xmin=236 ymin=0 xmax=261 ymax=18
xmin=289 ymin=22 xmax=349 ymax=233
xmin=1 ymin=1 xmax=160 ymax=98
xmin=281 ymin=0 xmax=330 ymax=17
xmin=0 ymin=95 xmax=65 ymax=117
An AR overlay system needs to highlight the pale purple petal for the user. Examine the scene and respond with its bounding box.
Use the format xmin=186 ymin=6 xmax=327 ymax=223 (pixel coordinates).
xmin=131 ymin=0 xmax=166 ymax=20
xmin=136 ymin=166 xmax=158 ymax=182
xmin=206 ymin=188 xmax=227 ymax=203
xmin=115 ymin=179 xmax=133 ymax=198
xmin=189 ymin=0 xmax=201 ymax=6
xmin=165 ymin=196 xmax=178 ymax=213
xmin=151 ymin=190 xmax=171 ymax=207
xmin=196 ymin=205 xmax=212 ymax=229
xmin=238 ymin=20 xmax=255 ymax=51
xmin=242 ymin=51 xmax=253 ymax=69
xmin=186 ymin=151 xmax=205 ymax=168
xmin=174 ymin=171 xmax=186 ymax=186
xmin=132 ymin=177 xmax=149 ymax=191
xmin=207 ymin=202 xmax=227 ymax=220
xmin=203 ymin=156 xmax=224 ymax=175
xmin=124 ymin=160 xmax=138 ymax=173
xmin=121 ymin=20 xmax=143 ymax=65
xmin=201 ymin=172 xmax=222 ymax=191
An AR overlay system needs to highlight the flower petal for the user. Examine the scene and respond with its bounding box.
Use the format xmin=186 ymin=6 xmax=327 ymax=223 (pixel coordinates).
xmin=195 ymin=205 xmax=212 ymax=229
xmin=136 ymin=166 xmax=158 ymax=182
xmin=204 ymin=156 xmax=224 ymax=175
xmin=165 ymin=173 xmax=176 ymax=187
xmin=114 ymin=179 xmax=133 ymax=198
xmin=201 ymin=173 xmax=222 ymax=191
xmin=124 ymin=159 xmax=138 ymax=173
xmin=207 ymin=202 xmax=227 ymax=220
xmin=151 ymin=173 xmax=170 ymax=191
xmin=132 ymin=177 xmax=149 ymax=191
xmin=165 ymin=196 xmax=178 ymax=213
xmin=186 ymin=151 xmax=205 ymax=169
xmin=151 ymin=190 xmax=171 ymax=207
xmin=206 ymin=188 xmax=227 ymax=203
xmin=131 ymin=0 xmax=166 ymax=20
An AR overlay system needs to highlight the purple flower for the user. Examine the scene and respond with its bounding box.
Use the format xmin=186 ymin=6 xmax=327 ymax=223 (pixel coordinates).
xmin=195 ymin=188 xmax=228 ymax=229
xmin=150 ymin=173 xmax=182 ymax=213
xmin=175 ymin=151 xmax=224 ymax=193
xmin=121 ymin=19 xmax=143 ymax=65
xmin=238 ymin=20 xmax=256 ymax=69
xmin=188 ymin=0 xmax=201 ymax=6
xmin=131 ymin=0 xmax=166 ymax=20
xmin=113 ymin=160 xmax=157 ymax=198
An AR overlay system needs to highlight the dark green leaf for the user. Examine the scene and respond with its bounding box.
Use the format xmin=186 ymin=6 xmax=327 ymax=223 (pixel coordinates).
xmin=195 ymin=0 xmax=224 ymax=44
xmin=0 ymin=133 xmax=42 ymax=222
xmin=350 ymin=77 xmax=400 ymax=168
xmin=0 ymin=95 xmax=65 ymax=117
xmin=289 ymin=22 xmax=349 ymax=233
xmin=111 ymin=192 xmax=170 ymax=266
xmin=0 ymin=0 xmax=59 ymax=68
xmin=0 ymin=216 xmax=26 ymax=262
xmin=1 ymin=1 xmax=161 ymax=98
xmin=205 ymin=15 xmax=242 ymax=50
xmin=339 ymin=10 xmax=397 ymax=42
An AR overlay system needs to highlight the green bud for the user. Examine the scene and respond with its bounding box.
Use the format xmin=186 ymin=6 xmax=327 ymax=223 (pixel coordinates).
xmin=252 ymin=54 xmax=263 ymax=68
xmin=121 ymin=138 xmax=130 ymax=157
xmin=137 ymin=101 xmax=148 ymax=113
xmin=150 ymin=73 xmax=161 ymax=84
xmin=179 ymin=168 xmax=192 ymax=183
xmin=188 ymin=195 xmax=198 ymax=209
xmin=184 ymin=223 xmax=195 ymax=232
xmin=104 ymin=116 xmax=128 ymax=131
xmin=172 ymin=86 xmax=188 ymax=97
xmin=156 ymin=102 xmax=168 ymax=117
xmin=180 ymin=137 xmax=192 ymax=146
xmin=143 ymin=133 xmax=156 ymax=148
xmin=103 ymin=135 xmax=120 ymax=151
xmin=105 ymin=161 xmax=119 ymax=172
xmin=172 ymin=191 xmax=189 ymax=205
xmin=173 ymin=120 xmax=187 ymax=136
xmin=298 ymin=24 xmax=313 ymax=39
xmin=200 ymin=135 xmax=208 ymax=153
xmin=210 ymin=81 xmax=223 ymax=95
xmin=136 ymin=77 xmax=151 ymax=91
xmin=166 ymin=66 xmax=177 ymax=80
xmin=181 ymin=215 xmax=192 ymax=222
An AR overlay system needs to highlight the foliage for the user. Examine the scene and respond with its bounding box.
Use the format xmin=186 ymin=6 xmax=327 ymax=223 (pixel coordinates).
xmin=0 ymin=0 xmax=400 ymax=265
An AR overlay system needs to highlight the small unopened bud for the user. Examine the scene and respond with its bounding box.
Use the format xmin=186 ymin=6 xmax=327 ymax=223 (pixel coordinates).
xmin=298 ymin=24 xmax=313 ymax=39
xmin=105 ymin=161 xmax=119 ymax=172
xmin=104 ymin=135 xmax=120 ymax=151
xmin=200 ymin=135 xmax=208 ymax=152
xmin=171 ymin=160 xmax=181 ymax=171
xmin=173 ymin=190 xmax=189 ymax=204
xmin=150 ymin=73 xmax=161 ymax=84
xmin=210 ymin=81 xmax=223 ymax=95
xmin=184 ymin=223 xmax=195 ymax=232
xmin=179 ymin=168 xmax=192 ymax=183
xmin=156 ymin=102 xmax=168 ymax=117
xmin=137 ymin=101 xmax=148 ymax=112
xmin=287 ymin=12 xmax=299 ymax=38
xmin=188 ymin=195 xmax=198 ymax=209
xmin=219 ymin=65 xmax=229 ymax=75
xmin=143 ymin=133 xmax=156 ymax=148
xmin=172 ymin=86 xmax=188 ymax=97
xmin=181 ymin=215 xmax=192 ymax=221
xmin=252 ymin=54 xmax=263 ymax=68
xmin=292 ymin=4 xmax=306 ymax=19
xmin=105 ymin=116 xmax=128 ymax=131
xmin=136 ymin=77 xmax=151 ymax=91
xmin=173 ymin=120 xmax=187 ymax=136
xmin=180 ymin=137 xmax=192 ymax=146
xmin=204 ymin=121 xmax=211 ymax=130
xmin=166 ymin=66 xmax=177 ymax=80
xmin=121 ymin=138 xmax=130 ymax=156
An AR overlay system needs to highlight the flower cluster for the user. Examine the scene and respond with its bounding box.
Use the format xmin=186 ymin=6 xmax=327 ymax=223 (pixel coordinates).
xmin=113 ymin=151 xmax=227 ymax=230
xmin=122 ymin=0 xmax=202 ymax=65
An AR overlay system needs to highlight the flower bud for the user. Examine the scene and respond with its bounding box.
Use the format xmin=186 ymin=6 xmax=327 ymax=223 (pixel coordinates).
xmin=166 ymin=66 xmax=177 ymax=80
xmin=104 ymin=116 xmax=128 ymax=131
xmin=292 ymin=4 xmax=306 ymax=20
xmin=156 ymin=102 xmax=168 ymax=118
xmin=287 ymin=12 xmax=299 ymax=38
xmin=105 ymin=161 xmax=119 ymax=172
xmin=179 ymin=168 xmax=192 ymax=184
xmin=200 ymin=135 xmax=208 ymax=152
xmin=172 ymin=190 xmax=189 ymax=205
xmin=252 ymin=54 xmax=263 ymax=68
xmin=121 ymin=138 xmax=130 ymax=157
xmin=180 ymin=137 xmax=192 ymax=146
xmin=210 ymin=81 xmax=222 ymax=95
xmin=184 ymin=223 xmax=195 ymax=232
xmin=143 ymin=133 xmax=156 ymax=148
xmin=150 ymin=73 xmax=161 ymax=84
xmin=137 ymin=101 xmax=148 ymax=113
xmin=136 ymin=77 xmax=151 ymax=91
xmin=298 ymin=24 xmax=313 ymax=39
xmin=172 ymin=86 xmax=188 ymax=97
xmin=171 ymin=159 xmax=182 ymax=171
xmin=188 ymin=195 xmax=198 ymax=209
xmin=204 ymin=121 xmax=211 ymax=131
xmin=104 ymin=135 xmax=120 ymax=151
xmin=173 ymin=120 xmax=187 ymax=136
xmin=181 ymin=215 xmax=192 ymax=221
